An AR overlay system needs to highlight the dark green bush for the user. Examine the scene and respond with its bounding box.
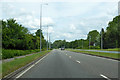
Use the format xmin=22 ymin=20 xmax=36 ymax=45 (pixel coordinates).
xmin=2 ymin=49 xmax=40 ymax=59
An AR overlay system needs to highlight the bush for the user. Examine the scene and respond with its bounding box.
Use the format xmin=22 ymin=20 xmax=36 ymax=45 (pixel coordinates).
xmin=90 ymin=46 xmax=100 ymax=49
xmin=2 ymin=49 xmax=40 ymax=59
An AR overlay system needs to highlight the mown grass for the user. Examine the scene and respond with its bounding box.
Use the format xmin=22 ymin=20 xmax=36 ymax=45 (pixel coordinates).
xmin=67 ymin=49 xmax=119 ymax=59
xmin=2 ymin=50 xmax=51 ymax=77
xmin=103 ymin=48 xmax=120 ymax=51
xmin=2 ymin=49 xmax=41 ymax=59
xmin=81 ymin=48 xmax=120 ymax=51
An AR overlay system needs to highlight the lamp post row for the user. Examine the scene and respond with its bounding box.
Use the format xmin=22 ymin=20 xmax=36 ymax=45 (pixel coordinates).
xmin=40 ymin=3 xmax=48 ymax=52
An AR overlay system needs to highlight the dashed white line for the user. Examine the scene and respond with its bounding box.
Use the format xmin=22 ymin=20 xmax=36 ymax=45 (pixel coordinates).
xmin=100 ymin=74 xmax=111 ymax=80
xmin=76 ymin=60 xmax=80 ymax=63
xmin=73 ymin=51 xmax=118 ymax=62
xmin=16 ymin=53 xmax=50 ymax=79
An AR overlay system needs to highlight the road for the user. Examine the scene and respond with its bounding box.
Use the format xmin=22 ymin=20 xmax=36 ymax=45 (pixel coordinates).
xmin=76 ymin=49 xmax=120 ymax=54
xmin=15 ymin=49 xmax=118 ymax=79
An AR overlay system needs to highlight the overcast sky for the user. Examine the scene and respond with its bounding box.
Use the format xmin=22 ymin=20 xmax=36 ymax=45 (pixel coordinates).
xmin=0 ymin=0 xmax=119 ymax=42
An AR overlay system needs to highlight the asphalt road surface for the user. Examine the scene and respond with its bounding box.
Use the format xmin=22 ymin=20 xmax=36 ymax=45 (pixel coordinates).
xmin=16 ymin=49 xmax=119 ymax=79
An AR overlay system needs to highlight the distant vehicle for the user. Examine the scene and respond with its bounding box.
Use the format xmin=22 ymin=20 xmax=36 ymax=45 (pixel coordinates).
xmin=61 ymin=48 xmax=65 ymax=50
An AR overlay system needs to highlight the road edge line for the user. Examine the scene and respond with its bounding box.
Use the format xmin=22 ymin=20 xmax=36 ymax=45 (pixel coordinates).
xmin=3 ymin=51 xmax=51 ymax=80
xmin=15 ymin=53 xmax=50 ymax=79
xmin=100 ymin=74 xmax=111 ymax=80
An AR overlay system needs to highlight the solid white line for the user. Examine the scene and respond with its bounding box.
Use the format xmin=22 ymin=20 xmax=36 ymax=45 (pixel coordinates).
xmin=16 ymin=53 xmax=50 ymax=78
xmin=35 ymin=53 xmax=49 ymax=65
xmin=100 ymin=74 xmax=111 ymax=80
xmin=16 ymin=64 xmax=35 ymax=78
xmin=76 ymin=60 xmax=80 ymax=63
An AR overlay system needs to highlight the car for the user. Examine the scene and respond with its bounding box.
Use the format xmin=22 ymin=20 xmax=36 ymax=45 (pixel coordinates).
xmin=61 ymin=48 xmax=65 ymax=50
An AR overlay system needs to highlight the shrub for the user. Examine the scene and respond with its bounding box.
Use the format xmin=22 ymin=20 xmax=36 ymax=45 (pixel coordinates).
xmin=90 ymin=46 xmax=100 ymax=49
xmin=2 ymin=49 xmax=40 ymax=59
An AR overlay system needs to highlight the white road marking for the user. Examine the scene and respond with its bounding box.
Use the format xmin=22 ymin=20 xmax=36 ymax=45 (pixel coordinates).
xmin=76 ymin=60 xmax=80 ymax=63
xmin=71 ymin=51 xmax=118 ymax=62
xmin=16 ymin=64 xmax=35 ymax=78
xmin=69 ymin=56 xmax=71 ymax=58
xmin=100 ymin=74 xmax=111 ymax=80
xmin=16 ymin=53 xmax=50 ymax=79
xmin=35 ymin=53 xmax=49 ymax=65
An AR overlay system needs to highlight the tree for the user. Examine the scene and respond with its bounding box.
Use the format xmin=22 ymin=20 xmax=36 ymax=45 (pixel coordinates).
xmin=103 ymin=15 xmax=120 ymax=48
xmin=2 ymin=18 xmax=47 ymax=50
xmin=87 ymin=30 xmax=99 ymax=46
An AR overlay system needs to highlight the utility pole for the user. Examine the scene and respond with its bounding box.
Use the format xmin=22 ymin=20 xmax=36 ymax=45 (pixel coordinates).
xmin=39 ymin=3 xmax=48 ymax=52
xmin=47 ymin=25 xmax=48 ymax=50
xmin=40 ymin=4 xmax=42 ymax=52
xmin=49 ymin=33 xmax=51 ymax=49
xmin=101 ymin=29 xmax=103 ymax=49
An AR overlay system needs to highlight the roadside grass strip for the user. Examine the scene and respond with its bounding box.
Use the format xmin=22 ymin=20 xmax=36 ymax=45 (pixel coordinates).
xmin=67 ymin=49 xmax=119 ymax=60
xmin=81 ymin=48 xmax=120 ymax=51
xmin=2 ymin=50 xmax=51 ymax=77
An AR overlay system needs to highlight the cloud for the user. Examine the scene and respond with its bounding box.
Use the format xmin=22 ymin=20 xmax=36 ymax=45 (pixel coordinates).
xmin=1 ymin=2 xmax=118 ymax=43
xmin=42 ymin=17 xmax=54 ymax=26
xmin=63 ymin=33 xmax=72 ymax=38
xmin=70 ymin=24 xmax=76 ymax=30
xmin=1 ymin=0 xmax=119 ymax=2
xmin=43 ymin=26 xmax=54 ymax=33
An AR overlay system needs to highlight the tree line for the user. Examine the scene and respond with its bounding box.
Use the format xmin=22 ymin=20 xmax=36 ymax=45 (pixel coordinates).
xmin=1 ymin=19 xmax=47 ymax=50
xmin=52 ymin=15 xmax=120 ymax=49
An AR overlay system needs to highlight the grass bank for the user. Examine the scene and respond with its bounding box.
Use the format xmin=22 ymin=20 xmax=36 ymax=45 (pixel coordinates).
xmin=2 ymin=50 xmax=51 ymax=77
xmin=67 ymin=49 xmax=119 ymax=59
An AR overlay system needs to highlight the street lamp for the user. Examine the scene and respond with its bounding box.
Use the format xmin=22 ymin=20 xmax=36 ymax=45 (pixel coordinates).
xmin=49 ymin=33 xmax=51 ymax=49
xmin=40 ymin=3 xmax=48 ymax=52
xmin=47 ymin=25 xmax=48 ymax=50
xmin=101 ymin=28 xmax=103 ymax=49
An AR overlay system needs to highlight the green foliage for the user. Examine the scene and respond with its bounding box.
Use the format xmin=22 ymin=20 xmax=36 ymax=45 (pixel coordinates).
xmin=2 ymin=49 xmax=40 ymax=59
xmin=52 ymin=15 xmax=119 ymax=49
xmin=52 ymin=40 xmax=66 ymax=48
xmin=67 ymin=49 xmax=119 ymax=59
xmin=52 ymin=39 xmax=89 ymax=49
xmin=87 ymin=30 xmax=99 ymax=46
xmin=2 ymin=18 xmax=47 ymax=50
xmin=103 ymin=15 xmax=120 ymax=48
xmin=90 ymin=46 xmax=100 ymax=49
xmin=2 ymin=50 xmax=51 ymax=77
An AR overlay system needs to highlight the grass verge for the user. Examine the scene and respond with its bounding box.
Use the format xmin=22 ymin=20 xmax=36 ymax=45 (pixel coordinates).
xmin=2 ymin=50 xmax=51 ymax=77
xmin=80 ymin=48 xmax=120 ymax=51
xmin=67 ymin=49 xmax=119 ymax=59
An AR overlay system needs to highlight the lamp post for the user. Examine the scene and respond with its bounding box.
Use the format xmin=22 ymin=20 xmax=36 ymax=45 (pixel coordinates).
xmin=47 ymin=25 xmax=48 ymax=50
xmin=40 ymin=3 xmax=48 ymax=52
xmin=49 ymin=33 xmax=51 ymax=49
xmin=101 ymin=28 xmax=103 ymax=49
